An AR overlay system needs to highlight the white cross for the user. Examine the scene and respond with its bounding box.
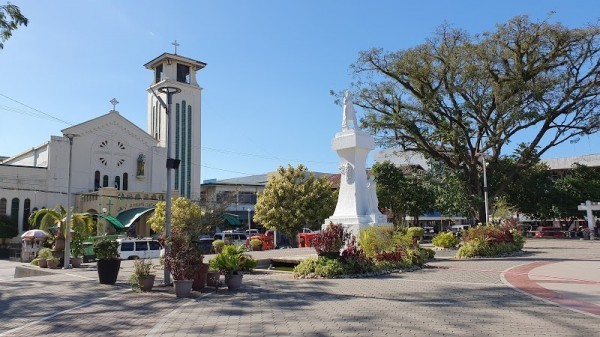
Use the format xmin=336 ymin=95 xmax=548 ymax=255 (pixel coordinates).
xmin=110 ymin=98 xmax=119 ymax=111
xmin=172 ymin=40 xmax=180 ymax=54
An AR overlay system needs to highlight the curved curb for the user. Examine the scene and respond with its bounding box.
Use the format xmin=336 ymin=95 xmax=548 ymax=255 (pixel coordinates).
xmin=501 ymin=261 xmax=600 ymax=318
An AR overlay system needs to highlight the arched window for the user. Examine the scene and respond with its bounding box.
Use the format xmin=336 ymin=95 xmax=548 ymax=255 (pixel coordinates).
xmin=114 ymin=176 xmax=121 ymax=190
xmin=123 ymin=173 xmax=129 ymax=190
xmin=103 ymin=175 xmax=109 ymax=187
xmin=94 ymin=171 xmax=101 ymax=190
xmin=10 ymin=198 xmax=19 ymax=226
xmin=0 ymin=198 xmax=6 ymax=215
xmin=23 ymin=199 xmax=31 ymax=231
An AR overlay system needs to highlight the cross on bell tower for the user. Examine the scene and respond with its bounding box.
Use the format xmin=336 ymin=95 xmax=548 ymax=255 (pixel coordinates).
xmin=172 ymin=40 xmax=180 ymax=55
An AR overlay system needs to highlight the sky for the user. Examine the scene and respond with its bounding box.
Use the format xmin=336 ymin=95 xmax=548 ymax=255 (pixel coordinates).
xmin=1 ymin=0 xmax=599 ymax=182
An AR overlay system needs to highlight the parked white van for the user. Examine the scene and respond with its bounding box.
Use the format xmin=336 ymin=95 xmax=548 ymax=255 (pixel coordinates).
xmin=117 ymin=238 xmax=162 ymax=260
xmin=213 ymin=232 xmax=247 ymax=246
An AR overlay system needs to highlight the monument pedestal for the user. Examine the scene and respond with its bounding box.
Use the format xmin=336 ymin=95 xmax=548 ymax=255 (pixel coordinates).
xmin=324 ymin=92 xmax=390 ymax=238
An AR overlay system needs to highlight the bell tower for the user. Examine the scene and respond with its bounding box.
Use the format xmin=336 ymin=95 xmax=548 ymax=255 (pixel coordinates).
xmin=144 ymin=43 xmax=206 ymax=199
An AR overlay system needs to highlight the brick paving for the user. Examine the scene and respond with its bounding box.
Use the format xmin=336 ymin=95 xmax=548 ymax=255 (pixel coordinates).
xmin=0 ymin=240 xmax=598 ymax=336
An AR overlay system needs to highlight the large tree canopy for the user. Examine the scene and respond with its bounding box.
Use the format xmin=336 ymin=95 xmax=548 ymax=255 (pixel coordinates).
xmin=0 ymin=2 xmax=28 ymax=49
xmin=254 ymin=164 xmax=337 ymax=241
xmin=350 ymin=16 xmax=599 ymax=221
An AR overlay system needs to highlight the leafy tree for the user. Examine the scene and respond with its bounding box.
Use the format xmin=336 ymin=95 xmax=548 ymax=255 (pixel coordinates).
xmin=254 ymin=164 xmax=337 ymax=242
xmin=148 ymin=197 xmax=205 ymax=236
xmin=371 ymin=161 xmax=405 ymax=224
xmin=426 ymin=161 xmax=473 ymax=218
xmin=0 ymin=214 xmax=17 ymax=244
xmin=371 ymin=161 xmax=434 ymax=225
xmin=552 ymin=164 xmax=600 ymax=218
xmin=0 ymin=2 xmax=28 ymax=49
xmin=348 ymin=16 xmax=600 ymax=222
xmin=29 ymin=204 xmax=94 ymax=238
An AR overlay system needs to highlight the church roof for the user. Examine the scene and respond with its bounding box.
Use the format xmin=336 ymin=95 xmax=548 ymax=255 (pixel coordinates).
xmin=61 ymin=111 xmax=159 ymax=147
xmin=144 ymin=53 xmax=207 ymax=71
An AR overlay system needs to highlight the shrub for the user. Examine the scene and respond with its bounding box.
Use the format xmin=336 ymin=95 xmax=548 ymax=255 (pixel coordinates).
xmin=312 ymin=222 xmax=350 ymax=257
xmin=432 ymin=232 xmax=459 ymax=248
xmin=406 ymin=227 xmax=424 ymax=239
xmin=250 ymin=238 xmax=262 ymax=249
xmin=293 ymin=256 xmax=345 ymax=278
xmin=340 ymin=235 xmax=375 ymax=274
xmin=212 ymin=239 xmax=225 ymax=252
xmin=457 ymin=224 xmax=524 ymax=258
xmin=37 ymin=247 xmax=53 ymax=259
xmin=358 ymin=225 xmax=395 ymax=258
xmin=420 ymin=247 xmax=436 ymax=260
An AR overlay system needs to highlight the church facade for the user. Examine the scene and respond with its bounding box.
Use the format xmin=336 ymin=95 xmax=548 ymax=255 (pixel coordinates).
xmin=0 ymin=51 xmax=205 ymax=240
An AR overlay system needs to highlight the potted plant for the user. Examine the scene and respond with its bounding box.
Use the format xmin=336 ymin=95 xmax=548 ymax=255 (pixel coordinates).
xmin=93 ymin=238 xmax=121 ymax=285
xmin=212 ymin=239 xmax=225 ymax=253
xmin=37 ymin=247 xmax=53 ymax=268
xmin=129 ymin=259 xmax=155 ymax=292
xmin=70 ymin=238 xmax=84 ymax=268
xmin=164 ymin=231 xmax=203 ymax=297
xmin=250 ymin=238 xmax=262 ymax=251
xmin=46 ymin=256 xmax=59 ymax=269
xmin=209 ymin=245 xmax=257 ymax=290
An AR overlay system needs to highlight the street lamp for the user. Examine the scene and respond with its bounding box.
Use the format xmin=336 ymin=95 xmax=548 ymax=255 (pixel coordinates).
xmin=158 ymin=86 xmax=181 ymax=286
xmin=477 ymin=153 xmax=490 ymax=225
xmin=63 ymin=133 xmax=78 ymax=269
xmin=247 ymin=208 xmax=251 ymax=233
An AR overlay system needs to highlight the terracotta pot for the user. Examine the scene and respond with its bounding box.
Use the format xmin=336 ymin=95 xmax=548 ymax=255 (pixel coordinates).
xmin=47 ymin=259 xmax=59 ymax=269
xmin=97 ymin=259 xmax=121 ymax=285
xmin=225 ymin=273 xmax=243 ymax=290
xmin=38 ymin=258 xmax=48 ymax=268
xmin=138 ymin=275 xmax=156 ymax=292
xmin=192 ymin=263 xmax=210 ymax=291
xmin=173 ymin=279 xmax=194 ymax=297
xmin=206 ymin=271 xmax=220 ymax=287
xmin=71 ymin=257 xmax=83 ymax=268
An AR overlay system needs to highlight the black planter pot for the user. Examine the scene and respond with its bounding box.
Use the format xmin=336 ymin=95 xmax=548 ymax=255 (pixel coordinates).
xmin=97 ymin=259 xmax=121 ymax=284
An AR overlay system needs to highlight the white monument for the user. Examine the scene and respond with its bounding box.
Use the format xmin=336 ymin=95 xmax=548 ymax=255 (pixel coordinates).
xmin=324 ymin=91 xmax=389 ymax=237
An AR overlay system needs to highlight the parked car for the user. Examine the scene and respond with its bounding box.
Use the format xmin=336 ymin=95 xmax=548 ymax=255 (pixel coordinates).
xmin=533 ymin=226 xmax=565 ymax=239
xmin=117 ymin=238 xmax=162 ymax=260
xmin=214 ymin=232 xmax=247 ymax=246
xmin=194 ymin=238 xmax=215 ymax=254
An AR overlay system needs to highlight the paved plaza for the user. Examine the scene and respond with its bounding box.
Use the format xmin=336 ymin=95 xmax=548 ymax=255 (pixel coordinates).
xmin=0 ymin=240 xmax=599 ymax=336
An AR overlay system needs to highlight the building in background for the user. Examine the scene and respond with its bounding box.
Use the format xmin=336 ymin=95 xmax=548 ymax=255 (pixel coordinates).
xmin=0 ymin=51 xmax=205 ymax=241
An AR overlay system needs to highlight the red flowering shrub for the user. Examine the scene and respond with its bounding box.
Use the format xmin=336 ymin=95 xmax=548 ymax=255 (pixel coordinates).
xmin=312 ymin=222 xmax=350 ymax=257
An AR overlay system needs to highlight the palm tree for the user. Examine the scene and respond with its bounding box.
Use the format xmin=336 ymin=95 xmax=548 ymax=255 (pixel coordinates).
xmin=29 ymin=205 xmax=94 ymax=239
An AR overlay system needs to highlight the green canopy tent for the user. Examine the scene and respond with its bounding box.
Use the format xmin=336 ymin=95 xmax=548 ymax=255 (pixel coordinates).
xmin=223 ymin=213 xmax=242 ymax=226
xmin=95 ymin=214 xmax=125 ymax=232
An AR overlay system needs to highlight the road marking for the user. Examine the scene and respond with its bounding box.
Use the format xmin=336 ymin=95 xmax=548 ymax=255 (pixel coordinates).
xmin=501 ymin=261 xmax=600 ymax=318
xmin=0 ymin=289 xmax=129 ymax=337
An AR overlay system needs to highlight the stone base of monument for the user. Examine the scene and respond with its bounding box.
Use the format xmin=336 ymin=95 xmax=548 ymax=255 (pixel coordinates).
xmin=323 ymin=215 xmax=390 ymax=238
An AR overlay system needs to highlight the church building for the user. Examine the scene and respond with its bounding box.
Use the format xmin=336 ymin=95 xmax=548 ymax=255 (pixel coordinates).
xmin=0 ymin=50 xmax=206 ymax=241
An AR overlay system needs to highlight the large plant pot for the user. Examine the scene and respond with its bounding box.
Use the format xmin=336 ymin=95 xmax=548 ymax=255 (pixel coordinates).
xmin=38 ymin=258 xmax=48 ymax=268
xmin=138 ymin=275 xmax=156 ymax=292
xmin=173 ymin=279 xmax=194 ymax=297
xmin=192 ymin=263 xmax=210 ymax=291
xmin=71 ymin=257 xmax=83 ymax=268
xmin=47 ymin=259 xmax=59 ymax=269
xmin=225 ymin=273 xmax=243 ymax=290
xmin=207 ymin=271 xmax=220 ymax=287
xmin=97 ymin=259 xmax=121 ymax=285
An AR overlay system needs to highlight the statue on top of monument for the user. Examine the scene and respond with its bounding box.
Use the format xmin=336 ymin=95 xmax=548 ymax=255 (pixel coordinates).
xmin=342 ymin=90 xmax=358 ymax=131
